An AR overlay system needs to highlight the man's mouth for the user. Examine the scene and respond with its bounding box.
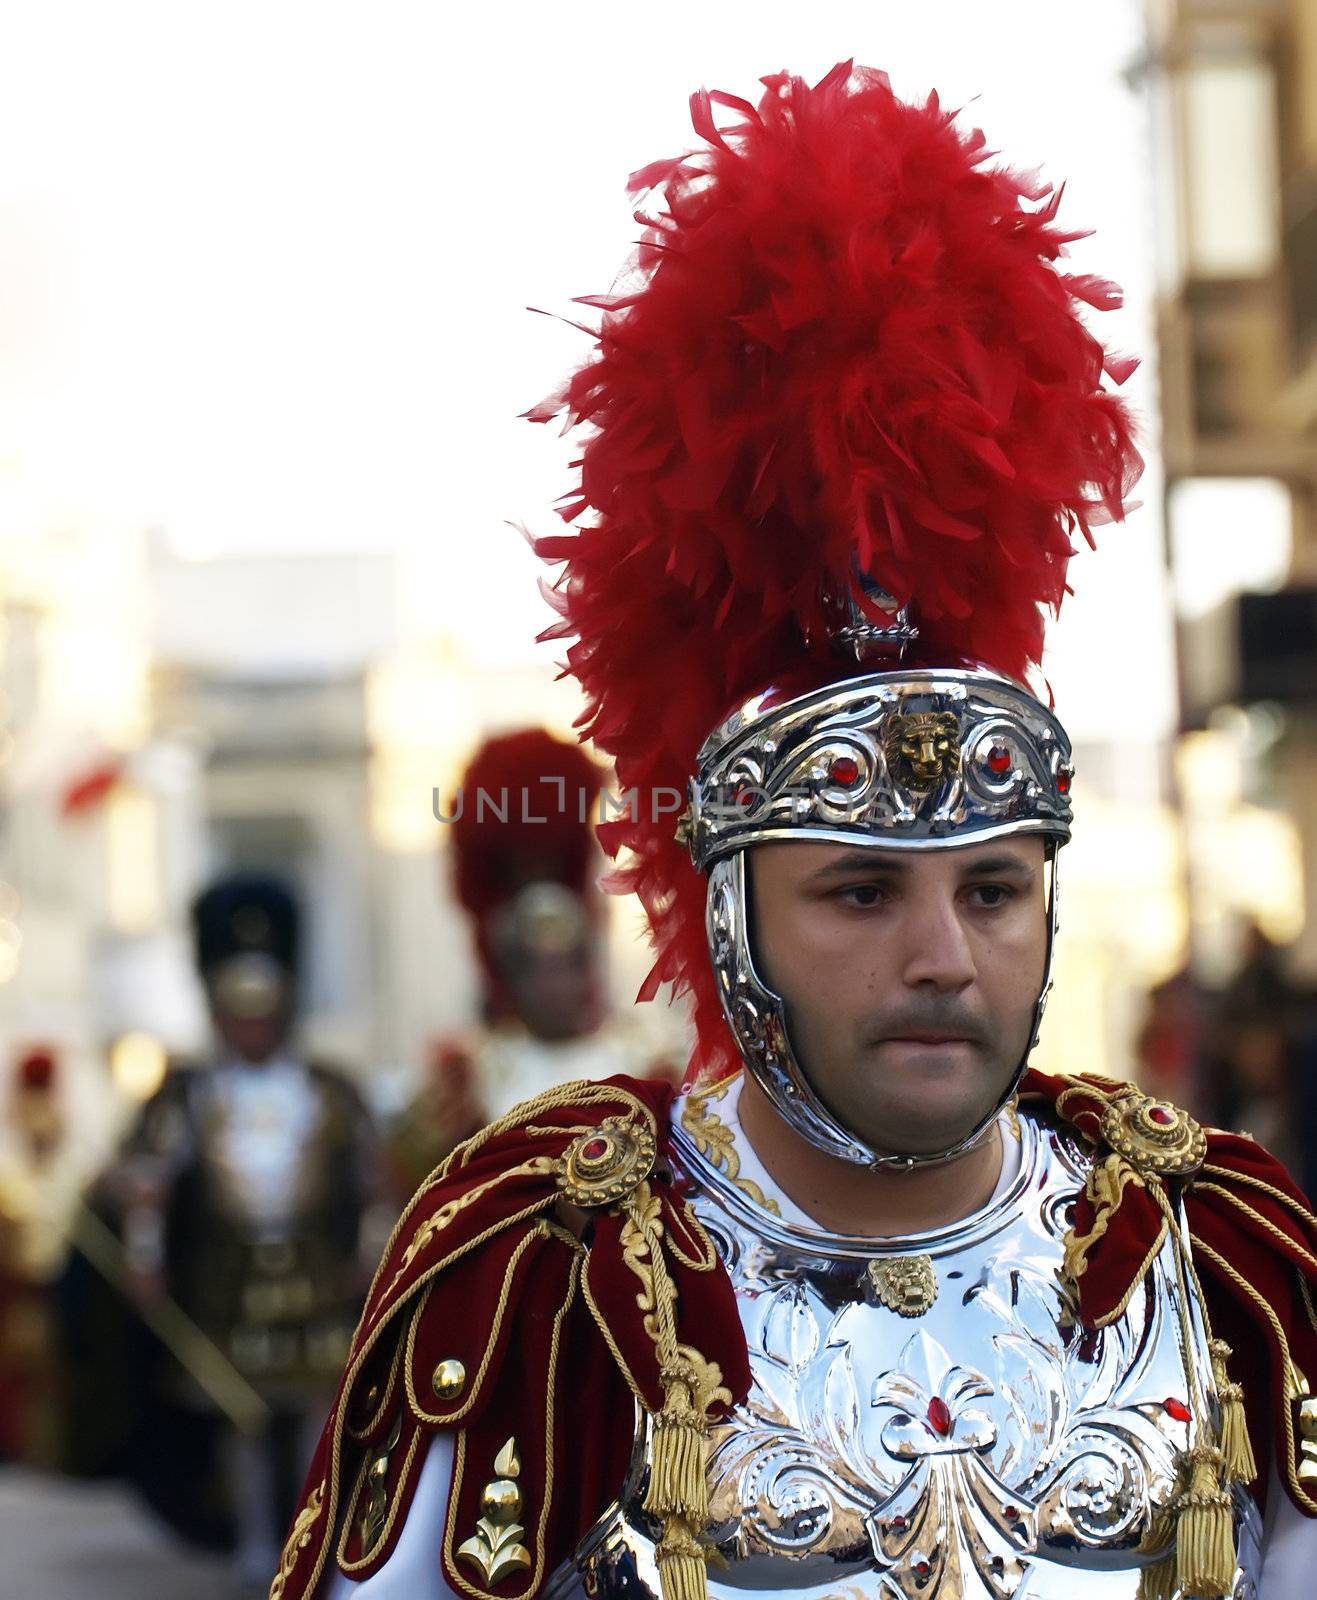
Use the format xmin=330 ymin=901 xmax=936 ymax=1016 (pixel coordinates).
xmin=878 ymin=1031 xmax=975 ymax=1047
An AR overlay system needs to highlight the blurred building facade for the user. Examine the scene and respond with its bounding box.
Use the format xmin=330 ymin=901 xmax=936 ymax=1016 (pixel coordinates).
xmin=0 ymin=521 xmax=678 ymax=1148
xmin=0 ymin=514 xmax=151 ymax=1175
xmin=0 ymin=534 xmax=408 ymax=1140
xmin=1149 ymin=0 xmax=1317 ymax=980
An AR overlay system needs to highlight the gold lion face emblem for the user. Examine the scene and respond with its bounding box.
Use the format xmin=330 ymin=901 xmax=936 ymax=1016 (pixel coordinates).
xmin=884 ymin=711 xmax=961 ymax=794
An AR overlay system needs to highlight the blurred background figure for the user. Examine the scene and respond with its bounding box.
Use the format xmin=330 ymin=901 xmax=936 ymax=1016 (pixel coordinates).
xmin=1133 ymin=964 xmax=1215 ymax=1113
xmin=1133 ymin=921 xmax=1317 ymax=1197
xmin=388 ymin=729 xmax=679 ymax=1191
xmin=89 ymin=873 xmax=379 ymax=1596
xmin=1209 ymin=922 xmax=1309 ymax=1178
xmin=0 ymin=1046 xmax=75 ymax=1468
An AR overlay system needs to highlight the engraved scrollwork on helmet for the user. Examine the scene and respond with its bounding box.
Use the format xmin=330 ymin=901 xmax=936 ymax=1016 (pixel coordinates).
xmin=711 ymin=707 xmax=890 ymax=829
xmin=706 ymin=860 xmax=791 ymax=1103
xmin=689 ymin=669 xmax=1073 ymax=870
xmin=961 ymin=713 xmax=1056 ymax=814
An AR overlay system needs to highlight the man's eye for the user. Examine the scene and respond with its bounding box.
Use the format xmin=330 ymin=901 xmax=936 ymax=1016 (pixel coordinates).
xmin=970 ymin=884 xmax=1014 ymax=908
xmin=839 ymin=884 xmax=886 ymax=908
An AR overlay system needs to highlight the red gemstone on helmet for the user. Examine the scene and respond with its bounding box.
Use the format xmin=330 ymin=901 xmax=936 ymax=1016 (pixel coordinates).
xmin=914 ymin=1561 xmax=931 ymax=1580
xmin=582 ymin=1137 xmax=610 ymax=1160
xmin=927 ymin=1397 xmax=952 ymax=1436
xmin=829 ymin=755 xmax=860 ymax=786
xmin=986 ymin=744 xmax=1011 ymax=775
xmin=1057 ymin=767 xmax=1073 ymax=794
xmin=890 ymin=1515 xmax=907 ymax=1532
xmin=1149 ymin=1105 xmax=1175 ymax=1127
xmin=1165 ymin=1397 xmax=1191 ymax=1422
xmin=1003 ymin=1506 xmax=1018 ymax=1521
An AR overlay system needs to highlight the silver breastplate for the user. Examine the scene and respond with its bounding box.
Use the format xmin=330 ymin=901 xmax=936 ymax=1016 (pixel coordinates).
xmin=553 ymin=1108 xmax=1263 ymax=1600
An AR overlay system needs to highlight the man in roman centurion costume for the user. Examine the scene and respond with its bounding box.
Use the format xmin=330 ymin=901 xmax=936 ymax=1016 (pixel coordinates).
xmin=273 ymin=64 xmax=1317 ymax=1600
xmin=388 ymin=728 xmax=678 ymax=1187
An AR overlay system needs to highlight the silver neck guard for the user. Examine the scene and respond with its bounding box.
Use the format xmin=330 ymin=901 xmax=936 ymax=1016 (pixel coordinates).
xmin=690 ymin=667 xmax=1071 ymax=1171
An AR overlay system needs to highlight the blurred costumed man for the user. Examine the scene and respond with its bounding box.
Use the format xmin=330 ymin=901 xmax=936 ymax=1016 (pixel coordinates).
xmin=0 ymin=1047 xmax=71 ymax=1466
xmin=112 ymin=872 xmax=378 ymax=1593
xmin=390 ymin=729 xmax=679 ymax=1190
xmin=273 ymin=66 xmax=1317 ymax=1600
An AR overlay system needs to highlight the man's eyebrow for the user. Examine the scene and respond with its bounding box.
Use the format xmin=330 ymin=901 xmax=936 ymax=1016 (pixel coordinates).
xmin=958 ymin=854 xmax=1036 ymax=879
xmin=802 ymin=849 xmax=1037 ymax=884
xmin=803 ymin=850 xmax=909 ymax=883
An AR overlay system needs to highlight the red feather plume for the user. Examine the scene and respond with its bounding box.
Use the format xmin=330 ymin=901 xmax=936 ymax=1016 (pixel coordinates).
xmin=449 ymin=728 xmax=604 ymax=1015
xmin=530 ymin=63 xmax=1143 ymax=1083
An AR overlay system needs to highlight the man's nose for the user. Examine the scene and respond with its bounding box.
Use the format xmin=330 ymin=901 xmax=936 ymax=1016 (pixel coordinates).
xmin=899 ymin=893 xmax=976 ymax=992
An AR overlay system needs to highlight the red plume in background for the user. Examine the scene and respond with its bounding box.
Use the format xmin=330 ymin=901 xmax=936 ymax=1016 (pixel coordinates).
xmin=530 ymin=63 xmax=1144 ymax=1082
xmin=448 ymin=728 xmax=604 ymax=1017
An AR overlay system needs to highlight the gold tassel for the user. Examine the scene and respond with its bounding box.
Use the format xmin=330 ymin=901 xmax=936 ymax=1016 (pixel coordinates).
xmin=646 ymin=1389 xmax=709 ymax=1521
xmin=1174 ymin=1445 xmax=1237 ymax=1599
xmin=1137 ymin=1551 xmax=1176 ymax=1600
xmin=1209 ymin=1339 xmax=1257 ymax=1485
xmin=617 ymin=1185 xmax=728 ymax=1600
xmin=654 ymin=1527 xmax=707 ymax=1600
xmin=645 ymin=1369 xmax=711 ymax=1600
xmin=1136 ymin=1496 xmax=1176 ymax=1600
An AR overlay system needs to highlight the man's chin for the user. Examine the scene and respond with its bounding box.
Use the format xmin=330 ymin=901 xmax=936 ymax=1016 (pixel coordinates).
xmin=836 ymin=1081 xmax=1009 ymax=1159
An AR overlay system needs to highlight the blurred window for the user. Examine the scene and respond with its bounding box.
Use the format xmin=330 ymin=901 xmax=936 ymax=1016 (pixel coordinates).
xmin=1168 ymin=476 xmax=1292 ymax=619
xmin=1183 ymin=58 xmax=1280 ymax=278
xmin=106 ymin=786 xmax=160 ymax=935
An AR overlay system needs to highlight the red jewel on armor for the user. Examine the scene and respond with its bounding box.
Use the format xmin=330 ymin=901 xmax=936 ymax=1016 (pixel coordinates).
xmin=828 ymin=755 xmax=860 ymax=785
xmin=1057 ymin=766 xmax=1073 ymax=794
xmin=1165 ymin=1397 xmax=1191 ymax=1422
xmin=1003 ymin=1506 xmax=1018 ymax=1520
xmin=581 ymin=1137 xmax=610 ymax=1160
xmin=927 ymin=1397 xmax=952 ymax=1436
xmin=890 ymin=1515 xmax=908 ymax=1532
xmin=985 ymin=744 xmax=1011 ymax=775
xmin=1149 ymin=1105 xmax=1176 ymax=1127
xmin=914 ymin=1560 xmax=931 ymax=1581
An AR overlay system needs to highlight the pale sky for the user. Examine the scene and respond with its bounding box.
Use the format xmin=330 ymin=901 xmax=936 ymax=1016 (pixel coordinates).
xmin=0 ymin=1 xmax=1171 ymax=736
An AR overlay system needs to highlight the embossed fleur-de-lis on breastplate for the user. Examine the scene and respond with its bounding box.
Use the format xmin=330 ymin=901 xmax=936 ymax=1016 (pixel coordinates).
xmin=868 ymin=1360 xmax=1037 ymax=1600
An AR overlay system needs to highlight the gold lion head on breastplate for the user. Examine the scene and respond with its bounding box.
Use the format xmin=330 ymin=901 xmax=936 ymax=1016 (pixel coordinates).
xmin=884 ymin=710 xmax=961 ymax=794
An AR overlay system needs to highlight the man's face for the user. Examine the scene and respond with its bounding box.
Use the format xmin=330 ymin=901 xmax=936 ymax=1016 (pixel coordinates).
xmin=506 ymin=940 xmax=601 ymax=1042
xmin=749 ymin=836 xmax=1050 ymax=1157
xmin=206 ymin=956 xmax=295 ymax=1065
